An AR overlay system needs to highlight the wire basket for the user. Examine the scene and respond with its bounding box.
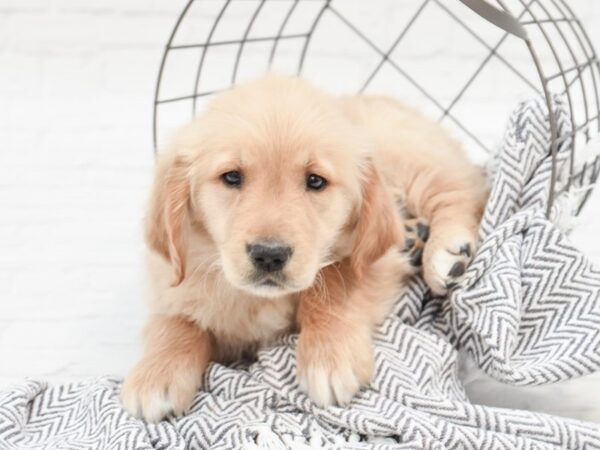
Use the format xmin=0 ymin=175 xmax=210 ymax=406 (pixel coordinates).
xmin=152 ymin=0 xmax=600 ymax=217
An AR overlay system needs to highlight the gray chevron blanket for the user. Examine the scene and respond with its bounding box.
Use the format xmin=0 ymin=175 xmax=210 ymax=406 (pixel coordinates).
xmin=2 ymin=96 xmax=600 ymax=450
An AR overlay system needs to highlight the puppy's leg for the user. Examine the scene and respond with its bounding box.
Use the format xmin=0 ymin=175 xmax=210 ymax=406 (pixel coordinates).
xmin=296 ymin=248 xmax=412 ymax=406
xmin=403 ymin=165 xmax=486 ymax=295
xmin=121 ymin=314 xmax=213 ymax=422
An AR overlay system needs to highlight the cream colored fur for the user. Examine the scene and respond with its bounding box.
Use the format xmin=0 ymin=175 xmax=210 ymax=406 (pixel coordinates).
xmin=121 ymin=75 xmax=488 ymax=422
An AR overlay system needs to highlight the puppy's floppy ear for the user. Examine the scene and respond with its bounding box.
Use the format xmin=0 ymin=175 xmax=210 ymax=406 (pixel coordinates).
xmin=350 ymin=159 xmax=401 ymax=280
xmin=146 ymin=154 xmax=191 ymax=287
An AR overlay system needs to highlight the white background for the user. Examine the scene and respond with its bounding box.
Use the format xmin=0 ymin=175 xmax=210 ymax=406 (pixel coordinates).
xmin=1 ymin=0 xmax=599 ymax=421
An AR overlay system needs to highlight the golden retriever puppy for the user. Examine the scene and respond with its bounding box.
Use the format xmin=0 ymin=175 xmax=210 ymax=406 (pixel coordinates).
xmin=121 ymin=74 xmax=487 ymax=422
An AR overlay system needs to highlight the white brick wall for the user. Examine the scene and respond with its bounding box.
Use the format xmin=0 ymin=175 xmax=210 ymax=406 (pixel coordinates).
xmin=0 ymin=0 xmax=599 ymax=419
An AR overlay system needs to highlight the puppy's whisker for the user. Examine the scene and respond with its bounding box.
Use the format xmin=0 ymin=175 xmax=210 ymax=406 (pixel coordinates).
xmin=314 ymin=272 xmax=328 ymax=300
xmin=330 ymin=263 xmax=349 ymax=302
xmin=187 ymin=254 xmax=221 ymax=281
xmin=319 ymin=259 xmax=335 ymax=269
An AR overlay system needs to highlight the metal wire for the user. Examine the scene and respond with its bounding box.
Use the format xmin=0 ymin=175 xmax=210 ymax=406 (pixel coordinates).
xmin=152 ymin=0 xmax=195 ymax=151
xmin=152 ymin=0 xmax=600 ymax=217
xmin=435 ymin=0 xmax=540 ymax=122
xmin=359 ymin=0 xmax=432 ymax=93
xmin=191 ymin=0 xmax=231 ymax=115
xmin=327 ymin=3 xmax=491 ymax=151
xmin=268 ymin=0 xmax=300 ymax=66
xmin=231 ymin=0 xmax=267 ymax=84
xmin=296 ymin=0 xmax=330 ymax=74
xmin=515 ymin=0 xmax=575 ymax=212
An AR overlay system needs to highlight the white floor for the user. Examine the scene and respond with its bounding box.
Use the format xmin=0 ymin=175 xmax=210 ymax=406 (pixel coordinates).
xmin=1 ymin=0 xmax=599 ymax=424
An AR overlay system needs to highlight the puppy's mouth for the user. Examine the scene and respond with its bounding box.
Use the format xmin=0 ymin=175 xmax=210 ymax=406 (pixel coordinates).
xmin=253 ymin=273 xmax=287 ymax=289
xmin=242 ymin=273 xmax=298 ymax=297
xmin=258 ymin=278 xmax=281 ymax=287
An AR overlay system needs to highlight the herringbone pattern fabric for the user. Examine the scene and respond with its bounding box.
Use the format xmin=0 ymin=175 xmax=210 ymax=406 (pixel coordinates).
xmin=1 ymin=97 xmax=599 ymax=449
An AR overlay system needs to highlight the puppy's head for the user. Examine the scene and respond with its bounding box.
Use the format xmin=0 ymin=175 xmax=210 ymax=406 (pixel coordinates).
xmin=148 ymin=75 xmax=400 ymax=298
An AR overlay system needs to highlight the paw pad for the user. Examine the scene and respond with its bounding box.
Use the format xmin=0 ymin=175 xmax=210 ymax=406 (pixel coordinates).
xmin=410 ymin=247 xmax=423 ymax=267
xmin=416 ymin=222 xmax=430 ymax=241
xmin=402 ymin=218 xmax=429 ymax=268
xmin=459 ymin=244 xmax=472 ymax=258
xmin=448 ymin=261 xmax=466 ymax=278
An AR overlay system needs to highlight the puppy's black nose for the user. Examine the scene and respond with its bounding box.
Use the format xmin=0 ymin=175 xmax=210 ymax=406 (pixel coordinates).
xmin=247 ymin=242 xmax=292 ymax=273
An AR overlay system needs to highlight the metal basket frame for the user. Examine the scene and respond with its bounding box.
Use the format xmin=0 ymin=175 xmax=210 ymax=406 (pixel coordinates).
xmin=153 ymin=0 xmax=600 ymax=217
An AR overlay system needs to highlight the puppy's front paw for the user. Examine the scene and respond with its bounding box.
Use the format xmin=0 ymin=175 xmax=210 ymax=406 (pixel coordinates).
xmin=423 ymin=227 xmax=476 ymax=296
xmin=296 ymin=331 xmax=374 ymax=407
xmin=121 ymin=356 xmax=204 ymax=422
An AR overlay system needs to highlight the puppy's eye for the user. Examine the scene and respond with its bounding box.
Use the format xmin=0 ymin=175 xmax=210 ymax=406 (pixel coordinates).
xmin=306 ymin=174 xmax=327 ymax=191
xmin=221 ymin=171 xmax=243 ymax=188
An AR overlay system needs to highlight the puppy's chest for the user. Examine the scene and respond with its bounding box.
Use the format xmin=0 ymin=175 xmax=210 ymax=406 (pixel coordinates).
xmin=189 ymin=275 xmax=298 ymax=352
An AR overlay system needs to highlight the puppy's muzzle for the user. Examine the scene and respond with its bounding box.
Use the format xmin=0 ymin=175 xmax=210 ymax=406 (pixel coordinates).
xmin=247 ymin=241 xmax=292 ymax=273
